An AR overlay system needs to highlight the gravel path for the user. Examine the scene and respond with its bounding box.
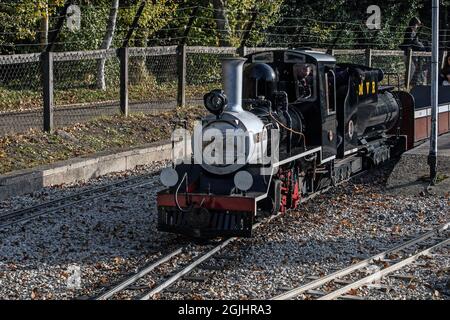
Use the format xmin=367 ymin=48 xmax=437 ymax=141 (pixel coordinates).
xmin=0 ymin=160 xmax=186 ymax=299
xmin=0 ymin=162 xmax=448 ymax=300
xmin=155 ymin=164 xmax=449 ymax=300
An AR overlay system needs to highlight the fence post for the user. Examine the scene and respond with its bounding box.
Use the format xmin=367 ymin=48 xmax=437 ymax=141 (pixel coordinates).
xmin=177 ymin=44 xmax=187 ymax=108
xmin=405 ymin=48 xmax=413 ymax=91
xmin=119 ymin=47 xmax=129 ymax=116
xmin=42 ymin=51 xmax=54 ymax=133
xmin=238 ymin=46 xmax=247 ymax=57
xmin=365 ymin=48 xmax=372 ymax=67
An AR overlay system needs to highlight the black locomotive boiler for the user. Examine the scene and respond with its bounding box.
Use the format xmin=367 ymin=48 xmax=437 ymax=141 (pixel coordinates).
xmin=156 ymin=49 xmax=413 ymax=238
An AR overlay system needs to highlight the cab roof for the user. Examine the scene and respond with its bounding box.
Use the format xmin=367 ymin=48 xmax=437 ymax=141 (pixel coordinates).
xmin=294 ymin=49 xmax=337 ymax=63
xmin=247 ymin=49 xmax=336 ymax=64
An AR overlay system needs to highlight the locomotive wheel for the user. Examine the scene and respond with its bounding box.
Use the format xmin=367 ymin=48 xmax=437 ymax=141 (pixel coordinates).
xmin=273 ymin=179 xmax=282 ymax=214
xmin=334 ymin=169 xmax=340 ymax=183
xmin=345 ymin=166 xmax=351 ymax=179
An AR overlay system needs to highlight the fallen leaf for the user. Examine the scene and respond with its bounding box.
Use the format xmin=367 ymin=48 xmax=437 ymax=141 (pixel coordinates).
xmin=347 ymin=288 xmax=358 ymax=296
xmin=31 ymin=289 xmax=39 ymax=300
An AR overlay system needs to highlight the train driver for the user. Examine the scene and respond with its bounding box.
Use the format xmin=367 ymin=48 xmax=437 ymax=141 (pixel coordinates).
xmin=293 ymin=64 xmax=314 ymax=100
xmin=442 ymin=52 xmax=450 ymax=86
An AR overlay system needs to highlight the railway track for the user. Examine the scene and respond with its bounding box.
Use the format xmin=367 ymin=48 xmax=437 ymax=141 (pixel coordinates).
xmin=272 ymin=222 xmax=449 ymax=300
xmin=94 ymin=169 xmax=372 ymax=300
xmin=95 ymin=165 xmax=448 ymax=301
xmin=0 ymin=172 xmax=159 ymax=229
xmin=96 ymin=216 xmax=278 ymax=300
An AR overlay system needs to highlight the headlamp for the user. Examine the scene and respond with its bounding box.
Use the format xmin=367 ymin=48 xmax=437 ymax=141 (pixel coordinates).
xmin=204 ymin=89 xmax=227 ymax=116
xmin=234 ymin=170 xmax=253 ymax=192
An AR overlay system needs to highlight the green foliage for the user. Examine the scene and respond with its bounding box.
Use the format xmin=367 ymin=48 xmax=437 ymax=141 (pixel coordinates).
xmin=114 ymin=0 xmax=178 ymax=47
xmin=154 ymin=0 xmax=283 ymax=46
xmin=0 ymin=1 xmax=448 ymax=52
xmin=56 ymin=1 xmax=110 ymax=51
xmin=0 ymin=0 xmax=64 ymax=53
xmin=268 ymin=0 xmax=431 ymax=50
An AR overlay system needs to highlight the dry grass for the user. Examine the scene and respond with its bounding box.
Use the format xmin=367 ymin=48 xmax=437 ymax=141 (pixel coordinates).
xmin=0 ymin=105 xmax=205 ymax=174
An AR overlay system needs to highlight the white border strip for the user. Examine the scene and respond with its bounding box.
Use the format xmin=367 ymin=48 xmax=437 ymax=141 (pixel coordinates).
xmin=321 ymin=156 xmax=336 ymax=163
xmin=344 ymin=148 xmax=358 ymax=156
xmin=415 ymin=104 xmax=450 ymax=119
xmin=275 ymin=147 xmax=322 ymax=167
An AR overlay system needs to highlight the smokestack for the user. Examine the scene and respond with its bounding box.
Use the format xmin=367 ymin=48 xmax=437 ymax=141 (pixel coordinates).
xmin=221 ymin=57 xmax=247 ymax=112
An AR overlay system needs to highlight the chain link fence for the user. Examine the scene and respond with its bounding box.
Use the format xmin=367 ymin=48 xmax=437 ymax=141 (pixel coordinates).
xmin=185 ymin=46 xmax=237 ymax=105
xmin=128 ymin=46 xmax=178 ymax=114
xmin=410 ymin=53 xmax=432 ymax=87
xmin=371 ymin=50 xmax=407 ymax=89
xmin=0 ymin=53 xmax=43 ymax=135
xmin=53 ymin=49 xmax=121 ymax=128
xmin=333 ymin=49 xmax=367 ymax=65
xmin=0 ymin=46 xmax=442 ymax=137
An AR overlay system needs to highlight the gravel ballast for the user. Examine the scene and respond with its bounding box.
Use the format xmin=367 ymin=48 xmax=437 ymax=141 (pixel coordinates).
xmin=0 ymin=161 xmax=448 ymax=300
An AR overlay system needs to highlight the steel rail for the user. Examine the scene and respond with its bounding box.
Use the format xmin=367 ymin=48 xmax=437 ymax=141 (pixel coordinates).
xmin=96 ymin=248 xmax=183 ymax=300
xmin=318 ymin=238 xmax=449 ymax=300
xmin=272 ymin=222 xmax=449 ymax=300
xmin=0 ymin=179 xmax=156 ymax=229
xmin=98 ymin=180 xmax=345 ymax=300
xmin=0 ymin=173 xmax=153 ymax=221
xmin=139 ymin=238 xmax=235 ymax=300
xmin=138 ymin=216 xmax=276 ymax=300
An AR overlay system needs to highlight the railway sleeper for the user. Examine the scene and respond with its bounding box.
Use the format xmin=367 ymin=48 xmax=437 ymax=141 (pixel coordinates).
xmin=182 ymin=275 xmax=208 ymax=282
xmin=306 ymin=289 xmax=365 ymax=300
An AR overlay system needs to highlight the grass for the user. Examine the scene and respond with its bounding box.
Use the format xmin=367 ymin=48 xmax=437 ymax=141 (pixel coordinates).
xmin=0 ymin=105 xmax=205 ymax=175
xmin=0 ymin=82 xmax=221 ymax=112
xmin=0 ymin=87 xmax=43 ymax=111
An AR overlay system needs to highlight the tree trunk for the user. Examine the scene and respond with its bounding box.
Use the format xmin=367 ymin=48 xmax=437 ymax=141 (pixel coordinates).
xmin=212 ymin=0 xmax=232 ymax=46
xmin=445 ymin=4 xmax=449 ymax=50
xmin=97 ymin=0 xmax=119 ymax=90
xmin=40 ymin=3 xmax=49 ymax=50
xmin=129 ymin=34 xmax=153 ymax=85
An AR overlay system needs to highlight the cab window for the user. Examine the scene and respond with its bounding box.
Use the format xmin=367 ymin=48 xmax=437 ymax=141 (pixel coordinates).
xmin=292 ymin=63 xmax=316 ymax=102
xmin=325 ymin=68 xmax=336 ymax=114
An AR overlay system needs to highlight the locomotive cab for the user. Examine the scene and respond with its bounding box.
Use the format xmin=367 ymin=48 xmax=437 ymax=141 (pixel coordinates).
xmin=244 ymin=49 xmax=338 ymax=162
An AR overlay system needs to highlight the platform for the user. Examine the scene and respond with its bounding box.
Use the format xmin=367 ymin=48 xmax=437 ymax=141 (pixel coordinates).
xmin=386 ymin=133 xmax=450 ymax=196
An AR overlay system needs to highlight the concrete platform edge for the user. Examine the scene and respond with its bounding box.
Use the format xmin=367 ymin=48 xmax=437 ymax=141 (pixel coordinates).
xmin=0 ymin=139 xmax=176 ymax=201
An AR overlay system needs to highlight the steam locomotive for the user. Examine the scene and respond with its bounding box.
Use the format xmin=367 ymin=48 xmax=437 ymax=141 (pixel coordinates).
xmin=156 ymin=49 xmax=415 ymax=238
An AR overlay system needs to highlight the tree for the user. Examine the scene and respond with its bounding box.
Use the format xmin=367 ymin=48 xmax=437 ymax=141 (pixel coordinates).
xmin=440 ymin=1 xmax=450 ymax=50
xmin=96 ymin=0 xmax=119 ymax=90
xmin=0 ymin=0 xmax=64 ymax=54
xmin=39 ymin=1 xmax=49 ymax=49
xmin=268 ymin=0 xmax=426 ymax=50
xmin=0 ymin=0 xmax=444 ymax=53
xmin=111 ymin=1 xmax=178 ymax=84
xmin=212 ymin=0 xmax=232 ymax=46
